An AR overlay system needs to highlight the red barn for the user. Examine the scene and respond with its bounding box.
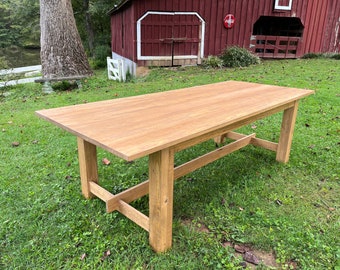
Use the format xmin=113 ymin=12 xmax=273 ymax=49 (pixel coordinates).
xmin=108 ymin=0 xmax=340 ymax=73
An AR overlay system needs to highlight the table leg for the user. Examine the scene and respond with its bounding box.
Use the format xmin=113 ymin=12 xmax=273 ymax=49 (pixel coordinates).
xmin=276 ymin=101 xmax=299 ymax=163
xmin=148 ymin=148 xmax=175 ymax=252
xmin=77 ymin=137 xmax=98 ymax=198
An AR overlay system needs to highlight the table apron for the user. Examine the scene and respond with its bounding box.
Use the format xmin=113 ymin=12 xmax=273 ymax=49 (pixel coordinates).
xmin=173 ymin=101 xmax=295 ymax=153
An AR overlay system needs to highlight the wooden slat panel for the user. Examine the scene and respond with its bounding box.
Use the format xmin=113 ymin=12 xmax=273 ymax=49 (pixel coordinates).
xmin=252 ymin=35 xmax=300 ymax=58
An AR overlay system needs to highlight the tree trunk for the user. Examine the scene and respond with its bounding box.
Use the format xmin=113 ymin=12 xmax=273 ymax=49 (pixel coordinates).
xmin=40 ymin=0 xmax=93 ymax=79
xmin=83 ymin=0 xmax=95 ymax=56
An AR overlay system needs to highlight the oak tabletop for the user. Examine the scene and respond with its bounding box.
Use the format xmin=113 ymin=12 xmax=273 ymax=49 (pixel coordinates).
xmin=36 ymin=81 xmax=314 ymax=160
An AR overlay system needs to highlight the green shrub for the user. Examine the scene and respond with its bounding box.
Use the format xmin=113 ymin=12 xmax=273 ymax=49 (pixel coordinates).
xmin=0 ymin=56 xmax=9 ymax=70
xmin=302 ymin=52 xmax=340 ymax=60
xmin=90 ymin=45 xmax=111 ymax=69
xmin=50 ymin=81 xmax=79 ymax=91
xmin=220 ymin=46 xmax=260 ymax=68
xmin=331 ymin=53 xmax=340 ymax=60
xmin=202 ymin=55 xmax=224 ymax=69
xmin=301 ymin=53 xmax=324 ymax=59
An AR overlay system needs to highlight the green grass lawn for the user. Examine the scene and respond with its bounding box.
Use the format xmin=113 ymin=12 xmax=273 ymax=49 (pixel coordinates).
xmin=0 ymin=59 xmax=339 ymax=269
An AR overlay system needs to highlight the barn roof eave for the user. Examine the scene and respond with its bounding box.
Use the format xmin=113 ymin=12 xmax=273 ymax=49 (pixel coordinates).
xmin=107 ymin=0 xmax=132 ymax=15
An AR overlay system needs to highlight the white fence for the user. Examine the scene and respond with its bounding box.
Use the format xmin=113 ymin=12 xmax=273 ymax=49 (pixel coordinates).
xmin=1 ymin=59 xmax=128 ymax=88
xmin=0 ymin=65 xmax=41 ymax=76
xmin=0 ymin=65 xmax=41 ymax=88
xmin=107 ymin=57 xmax=126 ymax=82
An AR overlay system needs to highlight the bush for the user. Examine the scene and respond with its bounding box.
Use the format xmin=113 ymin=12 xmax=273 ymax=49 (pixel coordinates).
xmin=0 ymin=56 xmax=9 ymax=70
xmin=90 ymin=45 xmax=111 ymax=69
xmin=202 ymin=55 xmax=224 ymax=68
xmin=220 ymin=46 xmax=260 ymax=68
xmin=302 ymin=52 xmax=340 ymax=60
xmin=301 ymin=53 xmax=324 ymax=59
xmin=331 ymin=54 xmax=340 ymax=60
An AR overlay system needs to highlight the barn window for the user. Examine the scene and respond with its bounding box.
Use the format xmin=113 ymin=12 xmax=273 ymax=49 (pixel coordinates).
xmin=251 ymin=16 xmax=304 ymax=58
xmin=274 ymin=0 xmax=293 ymax=11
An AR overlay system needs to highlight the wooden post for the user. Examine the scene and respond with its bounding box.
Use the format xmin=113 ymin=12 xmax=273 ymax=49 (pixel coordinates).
xmin=276 ymin=101 xmax=299 ymax=163
xmin=148 ymin=148 xmax=174 ymax=252
xmin=197 ymin=24 xmax=202 ymax=65
xmin=77 ymin=137 xmax=98 ymax=198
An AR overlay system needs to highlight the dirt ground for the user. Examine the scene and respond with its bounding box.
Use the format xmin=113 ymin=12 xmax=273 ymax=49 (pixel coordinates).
xmin=182 ymin=218 xmax=281 ymax=269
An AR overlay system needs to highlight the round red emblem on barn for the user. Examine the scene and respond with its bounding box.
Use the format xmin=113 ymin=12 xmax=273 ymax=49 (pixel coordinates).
xmin=223 ymin=14 xmax=235 ymax=29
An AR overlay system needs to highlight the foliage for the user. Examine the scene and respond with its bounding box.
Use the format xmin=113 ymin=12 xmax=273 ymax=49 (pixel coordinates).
xmin=331 ymin=54 xmax=340 ymax=60
xmin=0 ymin=46 xmax=41 ymax=68
xmin=202 ymin=55 xmax=224 ymax=69
xmin=220 ymin=46 xmax=260 ymax=68
xmin=0 ymin=3 xmax=20 ymax=47
xmin=0 ymin=56 xmax=10 ymax=84
xmin=72 ymin=0 xmax=118 ymax=56
xmin=301 ymin=53 xmax=325 ymax=59
xmin=0 ymin=56 xmax=9 ymax=69
xmin=302 ymin=52 xmax=340 ymax=60
xmin=90 ymin=45 xmax=111 ymax=69
xmin=0 ymin=0 xmax=40 ymax=48
xmin=0 ymin=59 xmax=339 ymax=269
xmin=1 ymin=0 xmax=117 ymax=58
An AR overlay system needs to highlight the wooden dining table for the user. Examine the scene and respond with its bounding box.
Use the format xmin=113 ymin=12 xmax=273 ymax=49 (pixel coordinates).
xmin=36 ymin=80 xmax=314 ymax=252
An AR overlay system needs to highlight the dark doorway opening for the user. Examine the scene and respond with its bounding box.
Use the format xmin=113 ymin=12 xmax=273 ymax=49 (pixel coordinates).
xmin=253 ymin=16 xmax=304 ymax=37
xmin=251 ymin=16 xmax=304 ymax=58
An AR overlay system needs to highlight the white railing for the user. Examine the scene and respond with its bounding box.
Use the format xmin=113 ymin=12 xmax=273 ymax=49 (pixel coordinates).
xmin=0 ymin=65 xmax=41 ymax=76
xmin=107 ymin=57 xmax=126 ymax=82
xmin=0 ymin=65 xmax=42 ymax=88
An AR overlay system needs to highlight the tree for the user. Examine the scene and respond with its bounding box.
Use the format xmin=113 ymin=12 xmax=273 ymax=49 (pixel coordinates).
xmin=40 ymin=0 xmax=93 ymax=79
xmin=0 ymin=0 xmax=40 ymax=48
xmin=72 ymin=0 xmax=114 ymax=57
xmin=16 ymin=0 xmax=40 ymax=47
xmin=83 ymin=0 xmax=95 ymax=55
xmin=0 ymin=2 xmax=23 ymax=48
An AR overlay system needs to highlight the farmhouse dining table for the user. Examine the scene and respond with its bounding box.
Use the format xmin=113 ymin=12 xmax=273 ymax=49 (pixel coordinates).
xmin=36 ymin=80 xmax=314 ymax=252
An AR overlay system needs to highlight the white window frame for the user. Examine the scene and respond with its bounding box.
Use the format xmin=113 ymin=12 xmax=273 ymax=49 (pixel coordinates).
xmin=274 ymin=0 xmax=293 ymax=11
xmin=136 ymin=11 xmax=205 ymax=61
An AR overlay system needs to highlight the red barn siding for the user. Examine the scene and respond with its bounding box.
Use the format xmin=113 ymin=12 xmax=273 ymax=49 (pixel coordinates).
xmin=111 ymin=5 xmax=135 ymax=61
xmin=323 ymin=0 xmax=340 ymax=52
xmin=110 ymin=0 xmax=340 ymax=67
xmin=301 ymin=0 xmax=339 ymax=54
